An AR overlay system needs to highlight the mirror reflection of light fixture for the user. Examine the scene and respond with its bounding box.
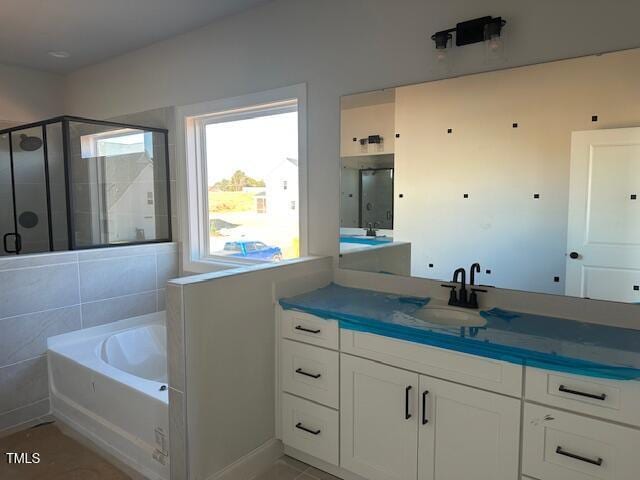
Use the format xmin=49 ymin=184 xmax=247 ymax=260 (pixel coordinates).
xmin=484 ymin=17 xmax=507 ymax=63
xmin=430 ymin=16 xmax=506 ymax=64
xmin=431 ymin=30 xmax=453 ymax=72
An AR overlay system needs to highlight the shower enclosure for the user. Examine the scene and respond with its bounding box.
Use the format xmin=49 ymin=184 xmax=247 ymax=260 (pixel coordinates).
xmin=0 ymin=116 xmax=171 ymax=256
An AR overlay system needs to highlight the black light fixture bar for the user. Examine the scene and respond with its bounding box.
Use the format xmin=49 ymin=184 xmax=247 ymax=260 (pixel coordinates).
xmin=431 ymin=16 xmax=506 ymax=49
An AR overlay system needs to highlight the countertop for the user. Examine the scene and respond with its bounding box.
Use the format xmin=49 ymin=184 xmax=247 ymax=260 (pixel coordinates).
xmin=279 ymin=283 xmax=640 ymax=380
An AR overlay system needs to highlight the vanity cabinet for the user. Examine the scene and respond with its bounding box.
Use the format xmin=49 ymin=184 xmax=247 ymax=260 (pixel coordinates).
xmin=277 ymin=307 xmax=640 ymax=480
xmin=340 ymin=354 xmax=521 ymax=480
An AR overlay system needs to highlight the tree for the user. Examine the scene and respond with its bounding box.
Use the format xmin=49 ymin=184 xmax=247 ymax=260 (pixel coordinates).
xmin=212 ymin=170 xmax=265 ymax=191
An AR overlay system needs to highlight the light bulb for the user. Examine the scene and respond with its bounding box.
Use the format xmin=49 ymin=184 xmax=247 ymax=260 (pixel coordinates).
xmin=485 ymin=34 xmax=505 ymax=64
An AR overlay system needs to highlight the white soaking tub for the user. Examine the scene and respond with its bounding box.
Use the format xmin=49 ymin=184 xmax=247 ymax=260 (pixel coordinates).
xmin=47 ymin=312 xmax=170 ymax=480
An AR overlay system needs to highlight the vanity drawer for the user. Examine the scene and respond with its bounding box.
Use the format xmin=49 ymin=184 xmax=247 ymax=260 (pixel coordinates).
xmin=340 ymin=330 xmax=522 ymax=397
xmin=526 ymin=368 xmax=640 ymax=427
xmin=281 ymin=339 xmax=339 ymax=408
xmin=281 ymin=393 xmax=339 ymax=466
xmin=281 ymin=310 xmax=339 ymax=350
xmin=522 ymin=403 xmax=640 ymax=480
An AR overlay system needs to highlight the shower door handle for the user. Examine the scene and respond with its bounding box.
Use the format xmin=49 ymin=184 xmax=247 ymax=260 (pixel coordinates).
xmin=3 ymin=232 xmax=21 ymax=254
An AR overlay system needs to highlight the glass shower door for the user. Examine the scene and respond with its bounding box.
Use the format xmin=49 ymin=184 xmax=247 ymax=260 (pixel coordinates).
xmin=0 ymin=132 xmax=18 ymax=255
xmin=1 ymin=127 xmax=53 ymax=255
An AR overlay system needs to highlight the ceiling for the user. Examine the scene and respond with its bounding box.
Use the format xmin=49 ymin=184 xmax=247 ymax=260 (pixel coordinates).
xmin=0 ymin=0 xmax=271 ymax=74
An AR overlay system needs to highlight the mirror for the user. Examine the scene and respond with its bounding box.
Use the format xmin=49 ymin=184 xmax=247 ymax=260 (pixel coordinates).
xmin=339 ymin=48 xmax=640 ymax=303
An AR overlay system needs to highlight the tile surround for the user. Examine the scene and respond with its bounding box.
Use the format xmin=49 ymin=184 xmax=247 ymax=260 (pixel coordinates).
xmin=0 ymin=263 xmax=80 ymax=318
xmin=0 ymin=242 xmax=179 ymax=434
xmin=79 ymin=254 xmax=157 ymax=302
xmin=0 ymin=357 xmax=49 ymax=414
xmin=81 ymin=291 xmax=158 ymax=329
xmin=0 ymin=306 xmax=81 ymax=366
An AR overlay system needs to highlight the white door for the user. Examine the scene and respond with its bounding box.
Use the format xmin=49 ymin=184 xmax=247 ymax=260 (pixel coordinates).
xmin=340 ymin=354 xmax=419 ymax=480
xmin=418 ymin=375 xmax=520 ymax=480
xmin=566 ymin=128 xmax=640 ymax=302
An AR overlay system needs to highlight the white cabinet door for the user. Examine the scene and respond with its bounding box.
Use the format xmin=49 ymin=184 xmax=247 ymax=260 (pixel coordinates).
xmin=340 ymin=354 xmax=419 ymax=480
xmin=566 ymin=128 xmax=640 ymax=301
xmin=418 ymin=375 xmax=521 ymax=480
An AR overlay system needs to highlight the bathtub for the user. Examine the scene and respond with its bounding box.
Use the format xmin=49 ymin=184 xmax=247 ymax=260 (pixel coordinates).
xmin=47 ymin=312 xmax=170 ymax=480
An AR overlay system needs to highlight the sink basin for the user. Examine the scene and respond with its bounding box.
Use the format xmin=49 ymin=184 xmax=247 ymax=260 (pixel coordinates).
xmin=412 ymin=306 xmax=487 ymax=327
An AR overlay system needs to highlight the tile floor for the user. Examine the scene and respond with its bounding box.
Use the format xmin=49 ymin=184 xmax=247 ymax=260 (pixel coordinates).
xmin=252 ymin=455 xmax=340 ymax=480
xmin=1 ymin=420 xmax=338 ymax=480
xmin=0 ymin=421 xmax=131 ymax=479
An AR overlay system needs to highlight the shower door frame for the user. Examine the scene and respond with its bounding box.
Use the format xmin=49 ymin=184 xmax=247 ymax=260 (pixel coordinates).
xmin=0 ymin=115 xmax=172 ymax=255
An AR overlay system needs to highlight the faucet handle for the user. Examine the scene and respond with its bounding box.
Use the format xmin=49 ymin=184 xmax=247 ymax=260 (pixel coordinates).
xmin=468 ymin=288 xmax=487 ymax=309
xmin=441 ymin=284 xmax=458 ymax=305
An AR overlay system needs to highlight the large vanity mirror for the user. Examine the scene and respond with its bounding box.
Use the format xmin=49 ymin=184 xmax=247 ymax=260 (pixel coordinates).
xmin=339 ymin=48 xmax=640 ymax=304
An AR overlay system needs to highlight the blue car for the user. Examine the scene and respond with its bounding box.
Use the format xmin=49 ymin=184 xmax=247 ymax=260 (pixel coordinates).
xmin=223 ymin=241 xmax=283 ymax=261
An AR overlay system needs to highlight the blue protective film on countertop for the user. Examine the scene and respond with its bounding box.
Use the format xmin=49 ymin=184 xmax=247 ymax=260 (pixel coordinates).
xmin=339 ymin=235 xmax=394 ymax=245
xmin=279 ymin=284 xmax=640 ymax=380
xmin=279 ymin=283 xmax=430 ymax=324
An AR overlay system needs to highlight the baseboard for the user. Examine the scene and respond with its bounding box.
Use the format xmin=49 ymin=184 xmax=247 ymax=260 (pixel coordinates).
xmin=208 ymin=438 xmax=283 ymax=480
xmin=0 ymin=413 xmax=54 ymax=439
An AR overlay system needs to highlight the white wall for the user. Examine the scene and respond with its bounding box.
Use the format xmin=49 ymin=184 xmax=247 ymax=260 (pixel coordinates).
xmin=0 ymin=62 xmax=63 ymax=123
xmin=63 ymin=0 xmax=640 ymax=261
xmin=167 ymin=257 xmax=333 ymax=480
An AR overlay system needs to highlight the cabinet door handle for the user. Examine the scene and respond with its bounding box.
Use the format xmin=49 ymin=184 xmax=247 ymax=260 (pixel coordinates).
xmin=295 ymin=368 xmax=321 ymax=379
xmin=422 ymin=390 xmax=429 ymax=425
xmin=405 ymin=386 xmax=412 ymax=419
xmin=559 ymin=385 xmax=606 ymax=401
xmin=295 ymin=422 xmax=321 ymax=435
xmin=555 ymin=446 xmax=603 ymax=466
xmin=294 ymin=325 xmax=321 ymax=334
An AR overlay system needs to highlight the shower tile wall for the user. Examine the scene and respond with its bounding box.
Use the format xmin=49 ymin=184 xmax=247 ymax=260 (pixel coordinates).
xmin=0 ymin=242 xmax=178 ymax=434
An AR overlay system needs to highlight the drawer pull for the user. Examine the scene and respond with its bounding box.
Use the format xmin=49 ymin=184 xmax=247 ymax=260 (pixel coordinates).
xmin=296 ymin=422 xmax=321 ymax=435
xmin=405 ymin=386 xmax=412 ymax=420
xmin=556 ymin=446 xmax=603 ymax=466
xmin=295 ymin=368 xmax=321 ymax=379
xmin=422 ymin=390 xmax=429 ymax=425
xmin=559 ymin=385 xmax=607 ymax=401
xmin=294 ymin=325 xmax=321 ymax=334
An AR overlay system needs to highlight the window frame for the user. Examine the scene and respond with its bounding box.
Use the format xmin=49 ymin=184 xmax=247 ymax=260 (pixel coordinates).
xmin=177 ymin=84 xmax=308 ymax=273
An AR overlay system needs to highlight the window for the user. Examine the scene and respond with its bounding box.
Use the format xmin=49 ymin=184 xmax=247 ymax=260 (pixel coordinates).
xmin=80 ymin=129 xmax=150 ymax=159
xmin=180 ymin=85 xmax=307 ymax=272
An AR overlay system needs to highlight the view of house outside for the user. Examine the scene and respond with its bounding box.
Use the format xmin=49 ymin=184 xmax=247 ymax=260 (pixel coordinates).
xmin=205 ymin=110 xmax=299 ymax=261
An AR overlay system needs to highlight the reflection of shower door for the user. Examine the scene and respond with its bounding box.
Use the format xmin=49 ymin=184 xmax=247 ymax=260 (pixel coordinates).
xmin=0 ymin=128 xmax=53 ymax=255
xmin=360 ymin=168 xmax=394 ymax=229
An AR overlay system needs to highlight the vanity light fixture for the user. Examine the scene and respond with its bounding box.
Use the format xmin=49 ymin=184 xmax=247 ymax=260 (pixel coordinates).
xmin=431 ymin=16 xmax=506 ymax=62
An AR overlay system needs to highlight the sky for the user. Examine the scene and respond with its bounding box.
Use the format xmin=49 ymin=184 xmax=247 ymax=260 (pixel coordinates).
xmin=205 ymin=111 xmax=298 ymax=185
